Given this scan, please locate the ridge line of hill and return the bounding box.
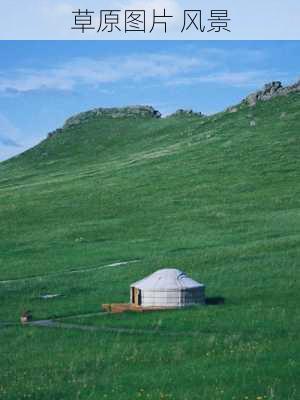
[46,78,300,140]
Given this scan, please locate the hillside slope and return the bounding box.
[0,90,299,400]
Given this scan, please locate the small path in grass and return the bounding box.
[0,312,106,328]
[0,259,140,285]
[55,312,107,321]
[28,318,200,337]
[0,321,18,328]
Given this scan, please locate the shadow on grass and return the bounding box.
[205,296,225,306]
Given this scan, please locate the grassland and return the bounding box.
[0,93,299,399]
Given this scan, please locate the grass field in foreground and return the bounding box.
[0,93,300,399]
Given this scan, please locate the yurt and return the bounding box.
[130,268,205,308]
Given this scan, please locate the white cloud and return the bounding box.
[169,70,288,88]
[0,114,21,146]
[0,52,214,93]
[0,113,25,161]
[0,113,44,162]
[0,47,274,94]
[0,136,20,147]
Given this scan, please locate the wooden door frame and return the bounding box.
[132,287,141,305]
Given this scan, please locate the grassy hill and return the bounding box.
[0,93,299,400]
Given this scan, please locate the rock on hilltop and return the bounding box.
[47,106,161,139]
[244,80,300,107]
[169,109,203,118]
[63,106,161,128]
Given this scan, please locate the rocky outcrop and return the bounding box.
[63,106,161,128]
[47,128,63,139]
[227,106,238,113]
[244,80,300,107]
[169,109,203,117]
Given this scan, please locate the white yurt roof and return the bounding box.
[131,268,204,291]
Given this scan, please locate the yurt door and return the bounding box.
[133,287,140,305]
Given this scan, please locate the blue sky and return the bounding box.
[0,40,300,161]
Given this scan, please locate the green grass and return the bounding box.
[0,93,300,399]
